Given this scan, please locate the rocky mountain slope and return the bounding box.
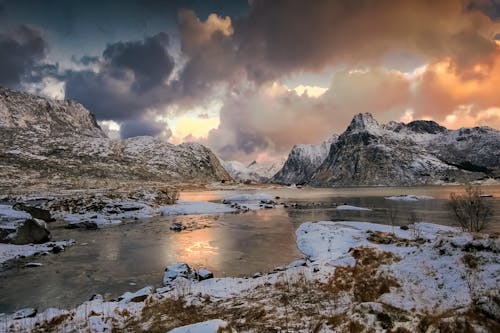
[271,135,337,185]
[311,113,500,186]
[221,158,285,183]
[0,87,231,190]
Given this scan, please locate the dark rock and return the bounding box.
[51,245,65,253]
[163,263,198,286]
[66,220,98,230]
[13,203,54,222]
[10,219,50,245]
[170,223,186,232]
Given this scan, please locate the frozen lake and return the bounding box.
[1,185,499,314]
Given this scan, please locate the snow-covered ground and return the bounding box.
[385,194,434,201]
[3,220,498,332]
[167,319,234,333]
[62,200,156,227]
[336,204,371,211]
[0,240,75,265]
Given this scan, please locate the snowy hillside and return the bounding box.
[271,135,337,185]
[0,87,231,189]
[221,158,285,183]
[312,113,500,186]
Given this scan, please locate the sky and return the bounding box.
[1,0,500,163]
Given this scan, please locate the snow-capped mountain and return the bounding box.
[0,87,231,189]
[270,135,337,185]
[310,113,500,186]
[221,158,285,183]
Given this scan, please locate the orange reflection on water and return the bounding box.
[179,191,223,202]
[163,225,222,270]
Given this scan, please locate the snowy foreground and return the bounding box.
[2,221,499,332]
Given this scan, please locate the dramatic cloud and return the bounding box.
[208,67,412,161]
[120,118,171,139]
[64,33,174,122]
[2,0,500,161]
[0,25,48,88]
[175,10,242,100]
[233,0,500,77]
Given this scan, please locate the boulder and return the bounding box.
[7,219,51,245]
[170,222,186,232]
[163,262,197,286]
[198,268,214,281]
[118,286,153,304]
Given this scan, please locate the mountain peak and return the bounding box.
[0,86,106,139]
[406,120,447,134]
[346,113,380,132]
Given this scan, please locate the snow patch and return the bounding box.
[167,319,233,333]
[385,195,434,201]
[336,205,371,211]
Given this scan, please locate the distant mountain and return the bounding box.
[0,87,231,190]
[272,113,500,186]
[221,158,285,183]
[313,113,500,185]
[271,135,337,185]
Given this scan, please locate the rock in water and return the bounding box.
[163,262,198,286]
[170,223,186,232]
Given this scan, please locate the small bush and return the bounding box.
[449,185,493,232]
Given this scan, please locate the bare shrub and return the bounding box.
[407,211,423,240]
[449,185,493,232]
[386,207,398,234]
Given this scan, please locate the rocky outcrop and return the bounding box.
[0,87,231,188]
[271,135,337,185]
[0,204,51,244]
[311,113,500,186]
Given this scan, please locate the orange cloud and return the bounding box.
[413,44,500,125]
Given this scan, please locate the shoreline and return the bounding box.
[2,220,498,332]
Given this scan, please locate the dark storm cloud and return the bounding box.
[119,118,169,138]
[64,33,175,121]
[102,32,173,92]
[231,0,499,76]
[0,25,48,88]
[71,55,99,65]
[469,0,500,20]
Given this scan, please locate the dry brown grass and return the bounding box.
[30,313,73,332]
[417,308,500,333]
[323,247,400,303]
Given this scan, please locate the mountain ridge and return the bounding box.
[0,87,231,191]
[273,113,499,186]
